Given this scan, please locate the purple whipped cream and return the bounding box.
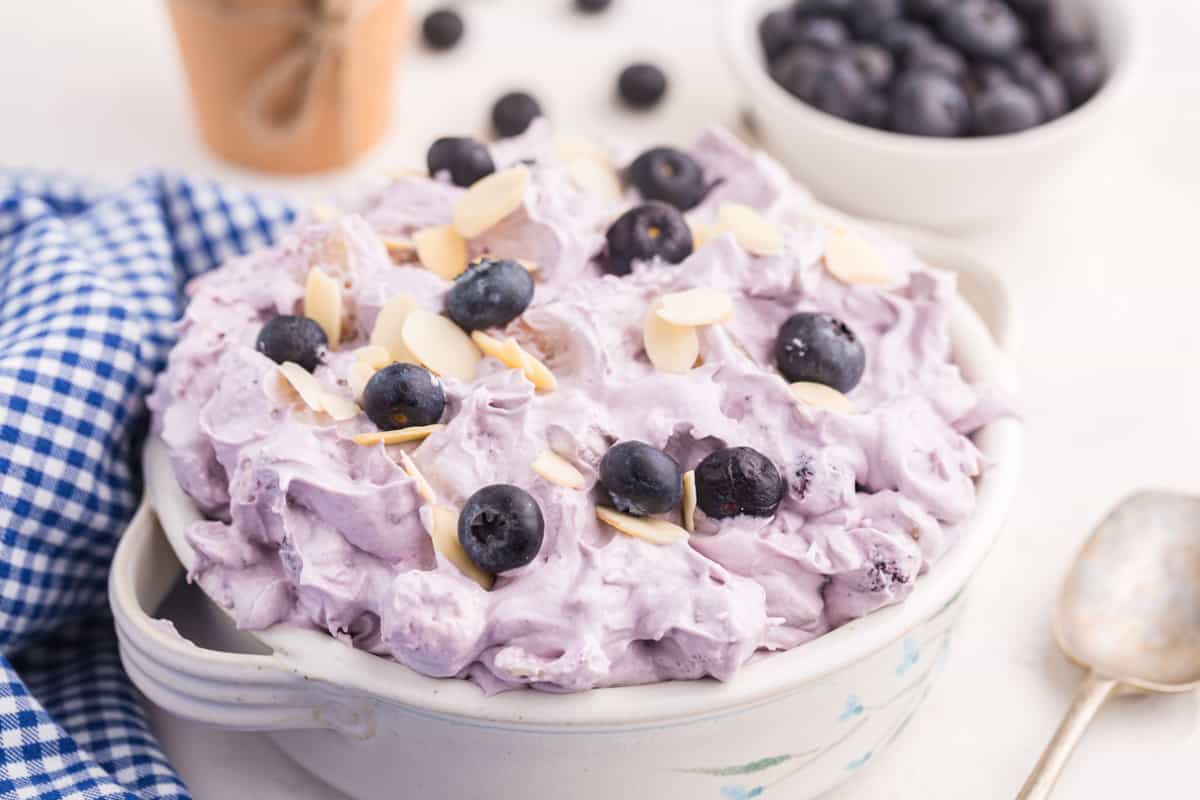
[148,123,1001,692]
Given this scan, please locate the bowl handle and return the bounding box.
[110,502,374,737]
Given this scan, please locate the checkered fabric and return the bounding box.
[0,171,294,799]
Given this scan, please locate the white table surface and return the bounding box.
[4,1,1199,797]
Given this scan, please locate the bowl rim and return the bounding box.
[134,232,1023,731]
[723,0,1140,159]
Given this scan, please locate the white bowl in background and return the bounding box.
[111,235,1021,800]
[724,0,1139,230]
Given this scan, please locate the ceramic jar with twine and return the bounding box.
[167,0,407,173]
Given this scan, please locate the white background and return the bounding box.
[2,1,1199,798]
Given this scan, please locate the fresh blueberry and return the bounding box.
[599,441,683,516]
[793,15,851,51]
[775,312,866,392]
[1055,48,1104,107]
[444,258,534,331]
[891,69,970,136]
[618,63,668,110]
[875,18,934,57]
[1035,3,1093,58]
[422,8,464,50]
[1009,0,1050,18]
[458,485,545,573]
[255,315,327,372]
[362,363,445,430]
[694,447,786,519]
[903,0,951,21]
[771,43,832,96]
[627,147,707,211]
[973,62,1014,92]
[602,202,693,276]
[491,91,543,138]
[780,48,870,121]
[849,0,903,40]
[760,9,804,61]
[796,0,854,17]
[1024,67,1069,119]
[575,0,612,12]
[972,82,1043,135]
[856,91,891,128]
[905,41,968,81]
[850,43,894,89]
[939,0,1025,60]
[427,137,495,187]
[1005,48,1045,86]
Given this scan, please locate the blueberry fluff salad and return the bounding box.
[149,122,1006,693]
[760,0,1106,136]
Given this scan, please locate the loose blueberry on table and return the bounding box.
[427,136,495,187]
[775,311,866,393]
[421,7,464,51]
[626,147,707,210]
[599,441,684,516]
[758,0,1105,137]
[694,447,786,519]
[361,362,446,430]
[255,315,327,372]
[459,484,546,573]
[574,0,612,12]
[601,202,694,276]
[444,258,535,331]
[491,91,543,138]
[617,62,668,110]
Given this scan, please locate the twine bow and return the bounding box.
[170,0,384,158]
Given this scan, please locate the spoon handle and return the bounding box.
[1016,671,1120,799]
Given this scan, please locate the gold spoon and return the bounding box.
[1017,490,1200,798]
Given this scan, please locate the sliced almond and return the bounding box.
[517,258,539,273]
[413,224,469,281]
[718,204,783,256]
[553,135,609,165]
[430,506,493,590]
[398,451,436,505]
[401,309,481,382]
[790,382,858,415]
[682,470,697,533]
[278,362,325,411]
[470,331,557,391]
[382,236,417,261]
[370,294,420,364]
[348,361,375,400]
[824,228,894,286]
[656,287,734,327]
[452,166,530,238]
[596,506,689,545]
[354,345,392,369]
[567,158,621,202]
[692,222,718,251]
[351,424,445,446]
[304,267,343,348]
[643,299,700,374]
[320,392,360,421]
[531,450,587,490]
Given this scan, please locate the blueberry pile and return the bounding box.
[759,0,1105,137]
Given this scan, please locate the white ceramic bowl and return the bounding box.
[111,231,1021,800]
[724,0,1139,230]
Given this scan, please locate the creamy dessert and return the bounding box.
[149,122,1001,693]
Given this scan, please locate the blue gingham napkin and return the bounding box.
[0,171,294,799]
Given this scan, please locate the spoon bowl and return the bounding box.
[1017,490,1200,799]
[1056,490,1200,691]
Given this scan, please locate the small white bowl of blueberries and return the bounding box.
[725,0,1137,229]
